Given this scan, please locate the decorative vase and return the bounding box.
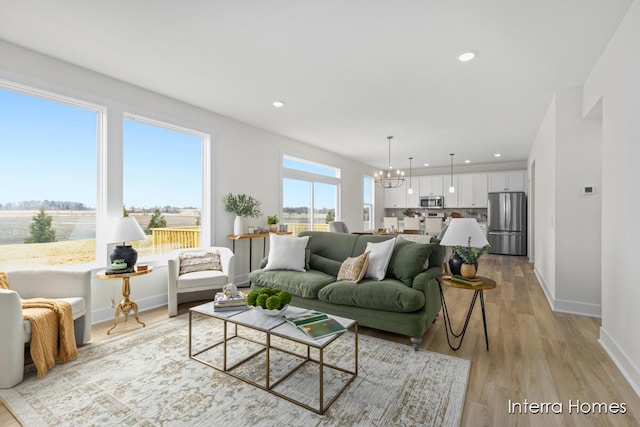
[448,252,464,276]
[233,216,245,235]
[460,263,477,279]
[269,224,278,232]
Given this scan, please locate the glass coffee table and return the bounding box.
[189,303,358,414]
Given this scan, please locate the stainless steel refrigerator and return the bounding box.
[487,191,527,255]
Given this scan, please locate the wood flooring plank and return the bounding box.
[2,254,639,426]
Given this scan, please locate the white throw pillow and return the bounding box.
[364,238,396,280]
[264,233,310,272]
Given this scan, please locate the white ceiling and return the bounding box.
[0,0,633,170]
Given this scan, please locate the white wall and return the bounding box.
[528,96,557,301]
[554,87,602,316]
[529,86,603,317]
[582,0,640,397]
[0,40,377,323]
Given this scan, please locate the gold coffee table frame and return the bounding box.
[189,303,358,414]
[96,267,153,334]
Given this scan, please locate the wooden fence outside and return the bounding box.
[151,223,331,253]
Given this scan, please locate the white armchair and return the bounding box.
[167,247,235,317]
[0,269,92,389]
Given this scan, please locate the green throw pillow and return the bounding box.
[386,238,434,286]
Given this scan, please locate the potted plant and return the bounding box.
[451,237,490,278]
[267,215,279,231]
[223,193,262,235]
[402,208,415,218]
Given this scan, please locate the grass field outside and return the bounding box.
[0,210,198,269]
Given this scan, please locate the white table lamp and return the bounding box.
[108,216,147,269]
[439,218,489,277]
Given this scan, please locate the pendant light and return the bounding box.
[374,136,405,188]
[448,153,455,193]
[407,157,414,194]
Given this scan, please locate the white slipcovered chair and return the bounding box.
[0,269,92,389]
[167,247,235,317]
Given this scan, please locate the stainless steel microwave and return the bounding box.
[420,195,444,209]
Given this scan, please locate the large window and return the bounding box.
[363,175,375,231]
[0,84,100,269]
[123,116,205,256]
[282,155,340,234]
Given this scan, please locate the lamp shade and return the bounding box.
[108,216,147,269]
[439,218,489,248]
[109,216,147,244]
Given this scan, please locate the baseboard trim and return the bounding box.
[599,326,640,399]
[532,266,601,317]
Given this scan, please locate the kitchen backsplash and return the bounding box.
[384,208,488,222]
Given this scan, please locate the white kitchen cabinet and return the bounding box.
[444,175,459,208]
[488,170,526,192]
[383,182,407,208]
[458,173,488,208]
[418,175,445,196]
[406,183,420,208]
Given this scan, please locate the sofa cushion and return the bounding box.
[177,270,229,289]
[386,238,435,286]
[337,251,370,283]
[249,269,335,298]
[22,297,86,344]
[364,238,396,280]
[299,231,358,262]
[264,234,310,272]
[317,279,426,313]
[308,253,344,277]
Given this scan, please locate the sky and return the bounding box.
[0,87,342,212]
[0,88,201,209]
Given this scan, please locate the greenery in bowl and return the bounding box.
[402,208,416,217]
[247,288,292,310]
[223,193,262,218]
[267,215,279,225]
[453,237,490,264]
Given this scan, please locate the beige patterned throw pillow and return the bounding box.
[179,251,222,275]
[337,251,371,283]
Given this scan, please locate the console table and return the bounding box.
[227,231,291,271]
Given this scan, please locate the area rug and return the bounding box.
[0,314,470,426]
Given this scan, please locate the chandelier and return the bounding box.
[374,136,405,188]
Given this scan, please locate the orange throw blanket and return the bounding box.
[21,298,78,378]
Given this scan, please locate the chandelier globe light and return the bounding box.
[374,136,405,189]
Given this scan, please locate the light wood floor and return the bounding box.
[2,254,639,426]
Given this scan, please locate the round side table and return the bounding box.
[436,274,496,351]
[97,267,153,334]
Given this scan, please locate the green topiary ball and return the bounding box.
[256,294,269,308]
[265,295,282,310]
[278,290,292,306]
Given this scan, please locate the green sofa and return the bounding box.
[249,231,444,350]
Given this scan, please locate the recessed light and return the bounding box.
[457,51,476,62]
[272,101,285,108]
[494,153,502,158]
[464,160,471,163]
[423,163,429,167]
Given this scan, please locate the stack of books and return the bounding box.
[283,310,346,339]
[450,275,483,286]
[213,292,247,312]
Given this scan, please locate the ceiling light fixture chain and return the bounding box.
[374,136,405,189]
[448,153,455,193]
[408,156,414,194]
